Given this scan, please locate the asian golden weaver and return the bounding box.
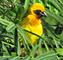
[19,3,47,44]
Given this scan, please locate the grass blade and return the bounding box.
[24,0,30,10]
[14,28,21,55]
[35,51,57,60]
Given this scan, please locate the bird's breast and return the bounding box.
[21,15,43,44]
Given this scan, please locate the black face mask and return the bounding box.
[33,10,47,18]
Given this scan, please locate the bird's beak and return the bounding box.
[40,11,47,17]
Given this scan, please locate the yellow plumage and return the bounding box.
[19,3,47,44]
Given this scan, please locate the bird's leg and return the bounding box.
[35,51,38,56]
[21,45,25,57]
[21,50,25,57]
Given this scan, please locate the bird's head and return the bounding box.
[28,3,47,19]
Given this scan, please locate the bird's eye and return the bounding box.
[38,10,41,12]
[33,10,42,15]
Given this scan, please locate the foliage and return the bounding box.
[0,0,63,60]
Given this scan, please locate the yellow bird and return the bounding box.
[19,3,47,44]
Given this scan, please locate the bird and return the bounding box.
[19,3,47,45]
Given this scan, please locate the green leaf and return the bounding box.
[0,34,13,39]
[44,0,48,6]
[6,23,16,32]
[20,0,25,4]
[44,57,59,60]
[38,34,45,55]
[45,8,63,25]
[14,28,21,55]
[54,39,60,49]
[39,0,44,5]
[22,55,29,60]
[30,45,38,57]
[41,18,60,40]
[3,52,11,56]
[59,0,63,5]
[8,54,20,60]
[23,28,45,41]
[0,0,3,3]
[17,24,34,48]
[2,43,9,52]
[0,41,2,52]
[13,0,19,3]
[8,11,16,17]
[35,51,57,60]
[33,0,38,3]
[43,28,48,36]
[17,24,31,54]
[24,0,30,10]
[2,41,14,47]
[44,40,50,52]
[54,26,62,35]
[0,18,12,25]
[38,36,43,54]
[17,4,26,19]
[0,53,20,60]
[49,0,63,13]
[0,56,10,60]
[57,48,63,56]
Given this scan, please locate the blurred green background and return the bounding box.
[0,0,63,60]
